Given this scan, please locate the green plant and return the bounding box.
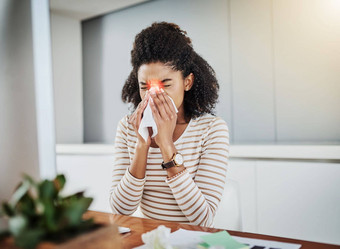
[0,174,94,249]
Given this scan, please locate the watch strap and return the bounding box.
[161,152,184,169]
[161,160,176,169]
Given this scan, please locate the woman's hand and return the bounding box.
[149,89,177,151]
[128,91,151,147]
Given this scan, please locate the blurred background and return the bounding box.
[1,0,340,245]
[52,0,340,145]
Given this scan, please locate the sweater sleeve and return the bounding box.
[165,117,229,227]
[109,117,146,215]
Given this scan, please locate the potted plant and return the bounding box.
[0,174,99,249]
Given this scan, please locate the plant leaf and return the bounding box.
[1,202,14,217]
[22,174,35,185]
[14,228,45,249]
[9,215,28,237]
[16,194,36,217]
[39,180,57,199]
[60,197,93,227]
[9,180,30,207]
[41,199,57,232]
[54,174,66,192]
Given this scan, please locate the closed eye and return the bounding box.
[139,82,147,90]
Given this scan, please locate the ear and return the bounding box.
[184,73,194,91]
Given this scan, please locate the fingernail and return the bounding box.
[160,88,164,93]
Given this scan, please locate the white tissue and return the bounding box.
[138,94,178,142]
[141,225,173,249]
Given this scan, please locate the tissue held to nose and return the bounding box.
[138,79,178,142]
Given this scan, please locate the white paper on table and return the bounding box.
[133,228,302,249]
[134,228,208,249]
[233,236,301,249]
[169,229,210,248]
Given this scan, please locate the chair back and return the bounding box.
[214,178,242,231]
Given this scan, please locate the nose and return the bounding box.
[147,79,163,91]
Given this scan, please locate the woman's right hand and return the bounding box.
[128,91,151,147]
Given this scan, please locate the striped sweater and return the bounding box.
[109,113,229,227]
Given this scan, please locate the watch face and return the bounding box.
[174,153,184,165]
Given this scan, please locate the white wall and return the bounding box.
[0,0,40,201]
[230,0,275,142]
[0,0,56,200]
[273,0,340,142]
[51,12,83,143]
[32,0,56,179]
[82,0,340,144]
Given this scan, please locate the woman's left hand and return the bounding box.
[149,89,177,150]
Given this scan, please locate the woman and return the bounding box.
[110,22,229,227]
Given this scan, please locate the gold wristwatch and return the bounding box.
[161,152,184,169]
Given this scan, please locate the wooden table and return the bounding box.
[84,211,339,249]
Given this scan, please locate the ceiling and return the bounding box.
[50,0,151,21]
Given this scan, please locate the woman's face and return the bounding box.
[137,62,193,110]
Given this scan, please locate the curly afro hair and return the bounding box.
[121,22,219,119]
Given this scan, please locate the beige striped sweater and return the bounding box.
[109,113,229,227]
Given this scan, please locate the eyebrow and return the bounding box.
[139,78,172,85]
